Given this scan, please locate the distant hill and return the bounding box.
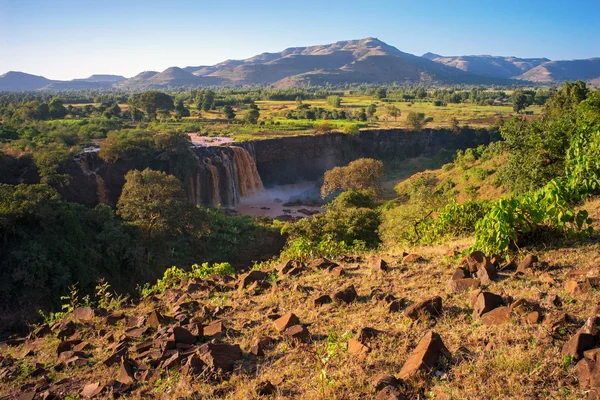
[516,58,600,82]
[2,38,600,90]
[423,54,549,79]
[0,71,53,91]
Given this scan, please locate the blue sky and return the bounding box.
[1,0,599,80]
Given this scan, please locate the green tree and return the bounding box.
[223,105,236,120]
[138,91,174,120]
[117,169,189,240]
[386,105,400,121]
[201,90,216,112]
[356,108,367,122]
[245,104,260,124]
[406,112,430,131]
[327,95,341,108]
[367,103,377,119]
[48,98,67,119]
[174,100,190,119]
[374,88,387,99]
[512,91,527,113]
[321,158,384,198]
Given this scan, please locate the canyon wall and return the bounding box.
[56,127,492,207]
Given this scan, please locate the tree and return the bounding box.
[314,121,333,134]
[327,95,341,108]
[512,91,527,113]
[321,158,384,198]
[386,105,400,121]
[356,108,367,122]
[374,88,387,100]
[48,98,67,119]
[174,100,190,119]
[342,124,360,135]
[201,90,216,112]
[138,91,174,119]
[295,96,303,107]
[406,112,430,131]
[223,105,236,121]
[367,103,377,119]
[245,104,260,124]
[117,169,189,240]
[103,103,121,119]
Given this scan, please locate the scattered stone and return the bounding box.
[73,307,94,323]
[329,266,346,276]
[172,327,196,345]
[447,278,480,293]
[405,296,442,320]
[238,270,267,289]
[481,306,512,325]
[543,311,569,334]
[575,358,600,389]
[104,311,125,326]
[308,258,338,270]
[251,336,274,357]
[314,294,332,306]
[472,292,504,319]
[283,325,310,341]
[58,350,88,367]
[562,332,595,360]
[375,385,406,400]
[274,312,300,332]
[146,310,165,328]
[516,254,538,274]
[374,258,389,271]
[372,374,398,391]
[203,320,225,337]
[117,358,135,385]
[57,339,82,356]
[499,260,517,271]
[199,342,243,373]
[81,382,102,398]
[356,327,383,343]
[451,268,468,280]
[387,299,402,313]
[332,285,358,304]
[124,327,147,339]
[256,380,277,396]
[348,338,370,356]
[477,262,497,285]
[566,280,592,296]
[278,260,304,277]
[403,254,422,263]
[460,251,488,274]
[398,331,450,380]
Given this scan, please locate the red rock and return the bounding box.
[314,294,332,306]
[526,311,541,324]
[447,278,480,293]
[472,292,503,319]
[251,336,274,356]
[203,320,225,337]
[403,254,422,263]
[477,262,497,285]
[374,258,389,271]
[117,358,135,385]
[274,312,300,331]
[256,380,276,396]
[283,325,310,341]
[481,306,511,325]
[516,254,538,273]
[356,327,383,343]
[451,268,468,280]
[199,342,242,372]
[398,331,449,379]
[562,332,595,360]
[460,251,488,273]
[543,311,569,333]
[566,280,592,296]
[238,270,267,289]
[308,258,338,270]
[387,299,402,313]
[575,358,600,389]
[146,310,164,328]
[348,338,370,356]
[332,284,358,304]
[372,374,398,391]
[56,339,82,355]
[375,386,406,400]
[124,327,148,338]
[73,307,94,322]
[104,311,125,325]
[172,326,196,345]
[405,296,442,320]
[329,266,346,276]
[81,382,102,398]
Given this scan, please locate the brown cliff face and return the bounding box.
[55,128,491,208]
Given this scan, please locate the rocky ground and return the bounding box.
[2,238,600,399]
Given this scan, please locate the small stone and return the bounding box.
[403,254,422,263]
[527,311,541,324]
[348,338,370,356]
[314,294,332,306]
[398,331,449,379]
[308,258,337,270]
[283,325,310,341]
[199,342,243,372]
[472,292,503,319]
[172,326,196,345]
[251,336,273,356]
[375,386,406,400]
[405,296,442,320]
[256,380,276,396]
[238,270,267,289]
[274,312,300,331]
[566,280,592,296]
[516,254,538,273]
[146,310,164,328]
[447,278,480,293]
[81,382,102,398]
[562,332,595,360]
[203,320,225,337]
[481,306,511,325]
[117,358,135,385]
[460,251,488,274]
[330,266,345,276]
[371,374,398,391]
[451,268,468,280]
[374,258,389,271]
[332,284,358,304]
[73,307,95,323]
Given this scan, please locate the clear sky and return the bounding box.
[1,0,599,80]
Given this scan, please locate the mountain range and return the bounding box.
[1,38,599,91]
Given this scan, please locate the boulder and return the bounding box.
[329,266,346,276]
[238,270,267,289]
[348,338,370,356]
[481,306,512,325]
[447,278,480,293]
[203,320,225,337]
[314,294,333,306]
[283,325,310,341]
[274,312,300,332]
[73,307,95,323]
[172,326,196,345]
[308,258,337,270]
[374,258,389,271]
[398,331,449,379]
[472,292,503,319]
[405,296,442,320]
[460,251,488,274]
[256,380,277,396]
[199,342,243,373]
[332,285,358,304]
[371,374,398,391]
[562,332,595,360]
[516,254,538,273]
[116,358,135,385]
[451,268,468,280]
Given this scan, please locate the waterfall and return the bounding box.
[74,151,110,205]
[190,145,263,208]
